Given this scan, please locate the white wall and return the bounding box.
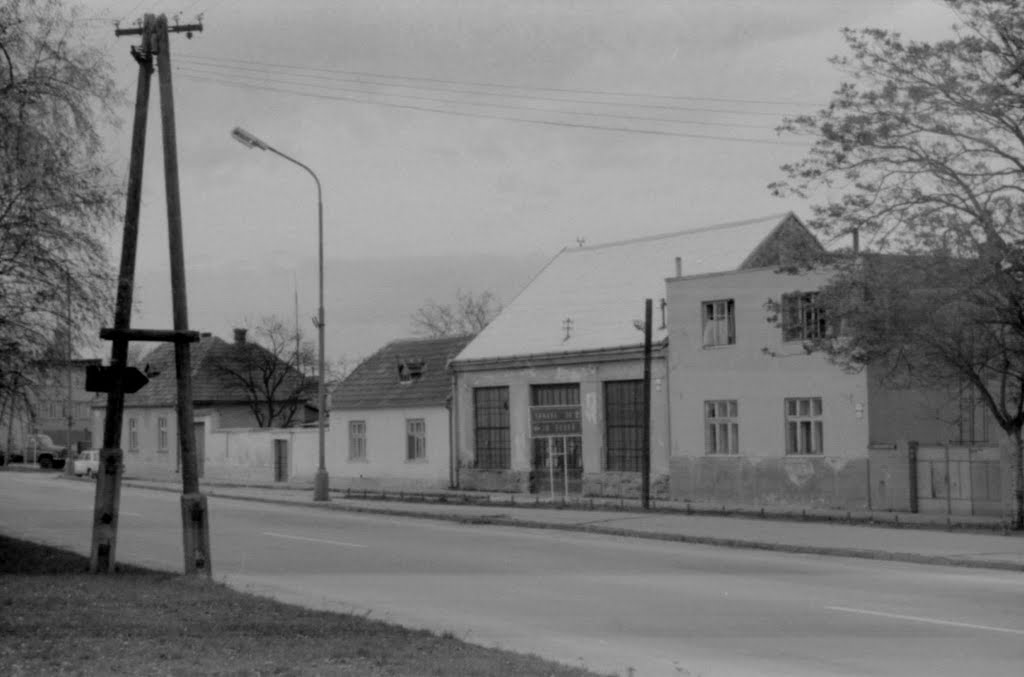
[667,266,870,460]
[328,406,451,491]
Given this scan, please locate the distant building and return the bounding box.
[30,358,101,453]
[91,329,316,481]
[450,213,819,498]
[329,335,474,491]
[666,252,1009,515]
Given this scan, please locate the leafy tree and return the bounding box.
[771,0,1024,528]
[410,289,502,338]
[211,317,316,428]
[0,0,122,428]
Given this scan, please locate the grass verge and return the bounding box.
[0,535,609,677]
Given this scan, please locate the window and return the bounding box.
[956,385,990,445]
[349,420,367,460]
[406,418,426,461]
[705,400,739,454]
[781,292,828,342]
[605,380,644,471]
[128,418,138,451]
[158,417,168,452]
[474,387,510,469]
[785,397,823,454]
[702,300,735,347]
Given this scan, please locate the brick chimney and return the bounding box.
[233,328,247,344]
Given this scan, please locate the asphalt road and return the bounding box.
[2,473,1022,677]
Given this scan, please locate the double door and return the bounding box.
[531,435,582,498]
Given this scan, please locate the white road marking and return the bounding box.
[262,531,367,548]
[826,606,1024,636]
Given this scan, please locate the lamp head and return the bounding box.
[231,127,269,151]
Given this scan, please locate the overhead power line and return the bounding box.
[175,54,812,118]
[175,64,778,130]
[177,71,810,146]
[177,52,826,109]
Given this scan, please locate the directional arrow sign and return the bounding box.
[85,365,150,394]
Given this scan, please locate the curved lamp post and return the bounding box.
[231,127,330,501]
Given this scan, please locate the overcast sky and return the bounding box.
[79,0,958,361]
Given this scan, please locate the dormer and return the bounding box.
[398,358,426,384]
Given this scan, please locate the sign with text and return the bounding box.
[530,405,582,436]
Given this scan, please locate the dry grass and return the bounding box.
[0,535,610,677]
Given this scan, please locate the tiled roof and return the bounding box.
[454,213,812,362]
[331,335,474,410]
[122,334,307,408]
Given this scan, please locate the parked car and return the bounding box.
[74,450,100,478]
[28,434,68,469]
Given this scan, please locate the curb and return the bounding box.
[127,482,1024,574]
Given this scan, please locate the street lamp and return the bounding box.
[231,126,330,501]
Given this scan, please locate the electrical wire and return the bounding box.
[175,54,811,119]
[177,71,809,146]
[178,52,826,109]
[176,64,779,131]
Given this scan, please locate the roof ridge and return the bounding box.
[567,212,792,253]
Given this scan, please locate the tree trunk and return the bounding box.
[1013,428,1024,531]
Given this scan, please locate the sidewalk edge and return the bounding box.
[128,482,1024,573]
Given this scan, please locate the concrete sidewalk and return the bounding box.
[120,478,1024,572]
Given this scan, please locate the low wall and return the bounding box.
[583,471,670,499]
[669,455,869,510]
[457,468,530,493]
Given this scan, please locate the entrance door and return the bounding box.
[530,435,582,498]
[273,439,289,482]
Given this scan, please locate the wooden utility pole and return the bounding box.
[641,299,652,511]
[93,13,208,576]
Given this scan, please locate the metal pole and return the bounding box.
[64,271,74,476]
[314,186,329,501]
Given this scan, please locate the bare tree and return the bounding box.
[771,0,1024,528]
[0,0,122,426]
[410,289,502,338]
[211,317,315,428]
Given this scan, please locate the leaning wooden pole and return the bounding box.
[91,15,155,574]
[154,14,211,577]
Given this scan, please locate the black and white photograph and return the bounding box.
[1,1,1023,675]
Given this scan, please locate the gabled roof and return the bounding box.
[121,333,308,408]
[332,335,474,410]
[454,213,819,363]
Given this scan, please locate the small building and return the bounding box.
[666,253,1011,515]
[450,213,817,498]
[91,329,317,482]
[328,335,473,492]
[30,357,101,453]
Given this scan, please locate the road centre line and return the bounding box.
[826,606,1024,635]
[262,531,368,548]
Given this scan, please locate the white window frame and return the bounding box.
[785,397,823,455]
[406,418,426,461]
[349,420,367,461]
[704,400,739,454]
[782,292,828,342]
[702,300,735,347]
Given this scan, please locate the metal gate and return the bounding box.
[530,435,582,498]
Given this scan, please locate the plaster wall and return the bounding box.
[327,406,451,491]
[453,357,670,495]
[666,267,870,509]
